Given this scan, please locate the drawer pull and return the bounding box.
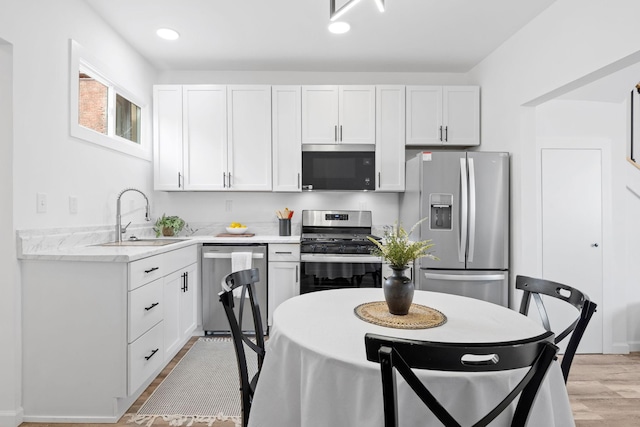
[144,302,160,311]
[275,251,293,255]
[145,348,159,361]
[144,267,159,274]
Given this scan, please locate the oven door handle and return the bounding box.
[203,253,265,259]
[300,254,382,263]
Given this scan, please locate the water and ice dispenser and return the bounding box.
[429,194,453,230]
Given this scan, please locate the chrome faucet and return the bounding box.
[116,188,151,242]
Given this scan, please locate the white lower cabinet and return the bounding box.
[21,245,198,422]
[267,243,300,326]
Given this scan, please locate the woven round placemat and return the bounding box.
[354,301,447,329]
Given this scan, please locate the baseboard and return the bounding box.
[21,414,118,424]
[626,341,640,353]
[0,406,24,427]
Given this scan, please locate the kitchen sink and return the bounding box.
[97,239,187,247]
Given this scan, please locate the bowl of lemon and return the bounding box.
[226,222,249,234]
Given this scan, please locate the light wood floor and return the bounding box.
[20,338,640,427]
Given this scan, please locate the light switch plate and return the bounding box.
[36,193,47,213]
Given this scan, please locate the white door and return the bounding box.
[443,86,480,146]
[541,148,603,353]
[153,85,183,190]
[339,85,376,144]
[227,85,272,191]
[405,86,442,146]
[182,85,227,191]
[301,85,339,144]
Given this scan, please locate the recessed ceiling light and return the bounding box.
[156,28,180,41]
[328,21,351,34]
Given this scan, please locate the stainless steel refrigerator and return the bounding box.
[400,151,510,306]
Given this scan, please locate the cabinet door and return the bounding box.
[153,85,183,190]
[183,85,227,190]
[267,262,299,326]
[406,86,443,146]
[272,86,302,192]
[339,85,376,144]
[227,85,272,191]
[301,85,339,144]
[442,86,480,146]
[163,269,181,359]
[376,86,405,192]
[179,263,198,339]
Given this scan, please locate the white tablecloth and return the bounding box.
[248,289,575,427]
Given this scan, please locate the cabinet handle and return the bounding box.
[144,348,159,361]
[378,172,381,188]
[144,267,159,274]
[340,125,343,141]
[181,272,188,292]
[223,172,226,188]
[297,173,300,189]
[334,125,337,142]
[275,251,293,254]
[228,172,232,188]
[295,265,299,282]
[178,172,182,188]
[444,126,448,142]
[144,302,159,311]
[439,126,443,142]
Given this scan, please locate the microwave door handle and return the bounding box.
[459,157,468,264]
[467,158,476,263]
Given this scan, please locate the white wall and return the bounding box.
[469,0,640,352]
[0,1,157,425]
[2,0,157,232]
[0,38,20,427]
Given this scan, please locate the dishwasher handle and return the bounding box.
[203,252,265,259]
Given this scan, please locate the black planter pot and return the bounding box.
[383,267,414,315]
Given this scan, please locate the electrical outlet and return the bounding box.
[69,196,78,214]
[225,200,233,212]
[36,193,47,213]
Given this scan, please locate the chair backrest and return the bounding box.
[365,331,558,427]
[516,275,597,382]
[219,268,266,427]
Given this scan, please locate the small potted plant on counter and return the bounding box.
[154,214,186,237]
[368,218,437,315]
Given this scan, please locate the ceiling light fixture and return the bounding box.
[329,0,362,21]
[328,21,351,34]
[156,28,180,41]
[374,0,385,13]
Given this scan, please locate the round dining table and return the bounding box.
[247,288,575,427]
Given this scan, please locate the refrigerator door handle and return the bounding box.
[423,272,507,281]
[467,157,476,262]
[459,157,468,263]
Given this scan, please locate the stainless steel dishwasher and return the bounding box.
[201,244,268,335]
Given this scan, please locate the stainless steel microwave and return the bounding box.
[302,145,375,191]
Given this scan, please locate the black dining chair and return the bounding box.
[219,268,266,427]
[516,275,598,382]
[365,331,558,427]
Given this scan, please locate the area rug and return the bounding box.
[129,337,256,427]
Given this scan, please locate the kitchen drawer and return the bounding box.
[268,243,300,262]
[128,278,164,343]
[164,245,198,274]
[128,321,164,395]
[129,253,166,290]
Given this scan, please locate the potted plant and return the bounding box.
[368,219,437,315]
[154,214,186,237]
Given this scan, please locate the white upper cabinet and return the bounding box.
[153,85,183,191]
[153,85,272,191]
[302,85,375,145]
[183,85,227,191]
[272,86,302,192]
[375,86,405,192]
[227,85,272,191]
[406,86,479,146]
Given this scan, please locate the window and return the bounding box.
[70,40,150,160]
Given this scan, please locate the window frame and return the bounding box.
[69,40,151,161]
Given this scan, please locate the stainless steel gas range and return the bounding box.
[299,210,382,294]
